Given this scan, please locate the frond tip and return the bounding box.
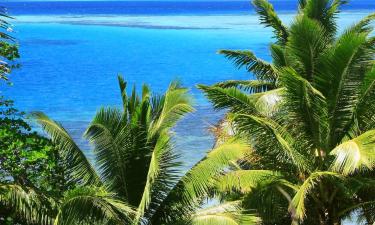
[330,130,375,175]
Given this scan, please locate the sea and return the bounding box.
[0,3,374,222]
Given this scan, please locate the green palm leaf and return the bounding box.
[149,81,194,137]
[135,132,180,223]
[280,67,328,150]
[330,130,375,175]
[197,85,258,115]
[215,170,283,194]
[347,12,375,34]
[289,171,343,221]
[214,80,276,93]
[0,184,56,225]
[32,112,101,186]
[252,0,288,44]
[217,50,277,82]
[287,15,330,81]
[321,29,372,147]
[54,187,135,225]
[84,107,130,198]
[192,201,260,225]
[302,0,347,37]
[233,114,311,172]
[150,139,250,224]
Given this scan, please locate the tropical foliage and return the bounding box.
[0,97,67,225]
[1,76,259,225]
[0,7,19,82]
[199,0,375,224]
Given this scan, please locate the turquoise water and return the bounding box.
[1,2,374,171]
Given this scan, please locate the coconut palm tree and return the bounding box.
[1,76,259,225]
[216,0,349,94]
[199,1,375,224]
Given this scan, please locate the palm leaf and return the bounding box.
[191,201,260,225]
[197,85,258,115]
[347,12,375,34]
[302,0,347,36]
[280,67,328,151]
[32,112,101,186]
[135,132,180,223]
[149,81,194,137]
[250,88,283,116]
[289,171,343,221]
[287,15,330,81]
[0,184,56,225]
[252,0,288,44]
[214,80,276,93]
[330,130,375,175]
[149,139,250,224]
[54,187,135,225]
[321,30,373,147]
[218,50,277,82]
[233,114,311,173]
[84,107,130,198]
[215,170,283,194]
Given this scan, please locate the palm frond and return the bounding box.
[149,139,250,224]
[280,67,328,150]
[0,184,56,225]
[117,75,128,114]
[252,0,288,44]
[356,66,375,131]
[330,130,375,175]
[192,201,260,225]
[149,81,194,137]
[321,29,373,147]
[214,80,276,93]
[197,85,258,115]
[55,187,135,225]
[180,139,250,205]
[302,0,347,36]
[84,107,130,197]
[218,50,277,81]
[32,112,101,186]
[233,114,311,173]
[215,170,283,194]
[270,44,287,68]
[289,171,343,221]
[250,88,283,116]
[135,132,180,223]
[287,15,330,81]
[347,12,375,34]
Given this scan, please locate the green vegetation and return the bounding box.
[1,76,260,224]
[1,0,375,225]
[0,7,19,82]
[199,0,375,224]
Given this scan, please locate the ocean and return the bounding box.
[1,1,374,175]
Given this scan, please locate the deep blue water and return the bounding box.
[3,1,375,16]
[1,1,374,174]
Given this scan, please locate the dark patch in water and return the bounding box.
[63,21,228,30]
[23,39,84,46]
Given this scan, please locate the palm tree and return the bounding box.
[1,76,259,225]
[199,0,375,224]
[216,0,348,94]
